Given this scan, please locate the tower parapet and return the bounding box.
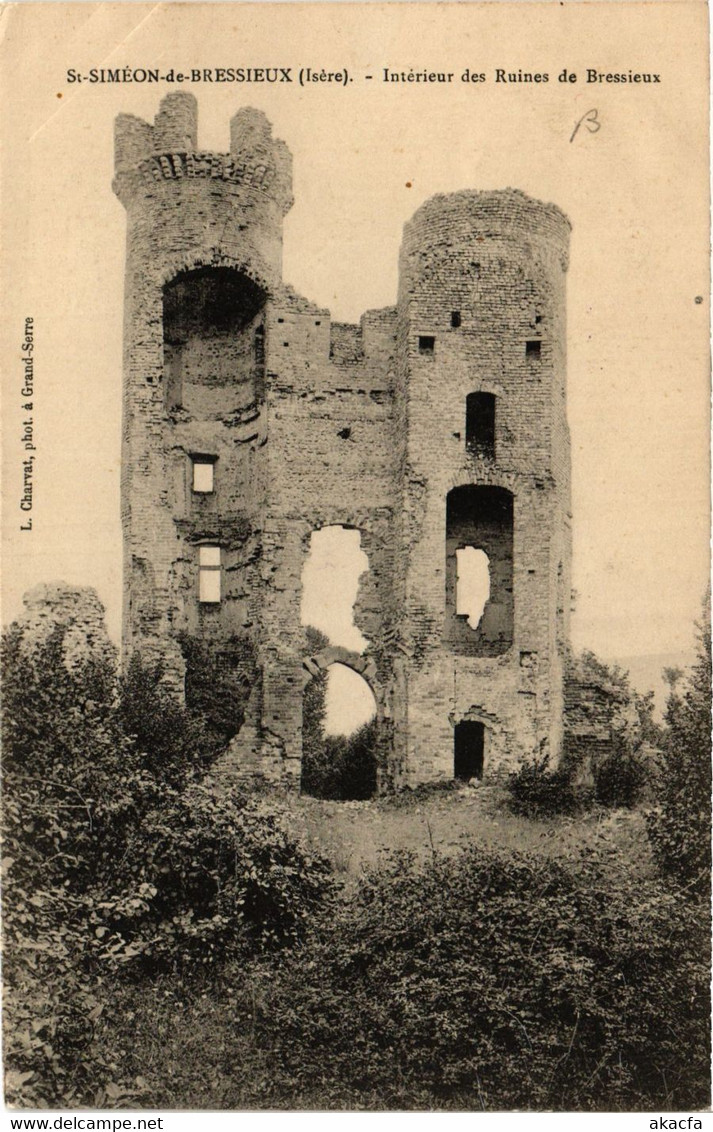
[113,94,292,283]
[400,189,570,274]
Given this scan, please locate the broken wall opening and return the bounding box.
[163,266,266,416]
[301,662,377,800]
[445,485,513,656]
[455,546,490,630]
[300,526,369,653]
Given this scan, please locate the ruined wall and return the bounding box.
[13,583,116,671]
[116,95,572,789]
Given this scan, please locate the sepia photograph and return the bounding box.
[1,1,710,1115]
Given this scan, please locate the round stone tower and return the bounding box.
[113,93,292,690]
[393,189,572,780]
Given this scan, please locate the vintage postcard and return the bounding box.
[1,1,709,1117]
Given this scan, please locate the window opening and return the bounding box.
[445,485,513,656]
[199,545,221,603]
[191,456,216,493]
[465,392,496,459]
[162,267,266,418]
[451,311,461,328]
[301,526,369,653]
[418,335,435,355]
[454,721,484,780]
[526,340,541,359]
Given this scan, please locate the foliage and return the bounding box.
[177,631,258,752]
[646,595,712,896]
[507,753,591,817]
[302,720,378,801]
[568,649,664,751]
[251,845,710,1111]
[593,739,648,809]
[556,648,662,811]
[300,627,330,796]
[301,625,378,800]
[96,785,335,977]
[1,620,333,1107]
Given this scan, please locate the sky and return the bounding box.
[2,2,709,681]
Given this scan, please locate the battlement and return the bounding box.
[113,94,293,214]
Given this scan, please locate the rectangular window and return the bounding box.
[192,459,215,493]
[199,545,221,603]
[418,335,435,356]
[191,454,217,493]
[526,339,541,359]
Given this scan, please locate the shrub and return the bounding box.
[253,845,710,1111]
[646,596,711,897]
[507,753,590,817]
[177,631,258,751]
[593,742,647,808]
[117,651,219,784]
[1,617,335,1106]
[302,719,378,801]
[93,784,335,976]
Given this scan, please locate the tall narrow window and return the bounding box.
[465,392,496,459]
[191,456,216,493]
[199,545,221,603]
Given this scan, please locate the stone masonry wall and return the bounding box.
[115,95,572,789]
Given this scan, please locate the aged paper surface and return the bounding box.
[0,0,710,1116]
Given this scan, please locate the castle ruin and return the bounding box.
[114,92,572,790]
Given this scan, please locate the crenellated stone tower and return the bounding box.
[114,93,572,789]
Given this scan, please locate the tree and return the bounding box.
[300,627,378,800]
[647,593,711,897]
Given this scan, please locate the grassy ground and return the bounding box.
[92,786,657,1110]
[277,781,655,883]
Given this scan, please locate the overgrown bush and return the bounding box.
[302,719,378,801]
[646,596,711,897]
[96,785,335,976]
[593,742,648,808]
[177,631,258,751]
[1,619,334,1107]
[507,753,591,817]
[252,845,710,1110]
